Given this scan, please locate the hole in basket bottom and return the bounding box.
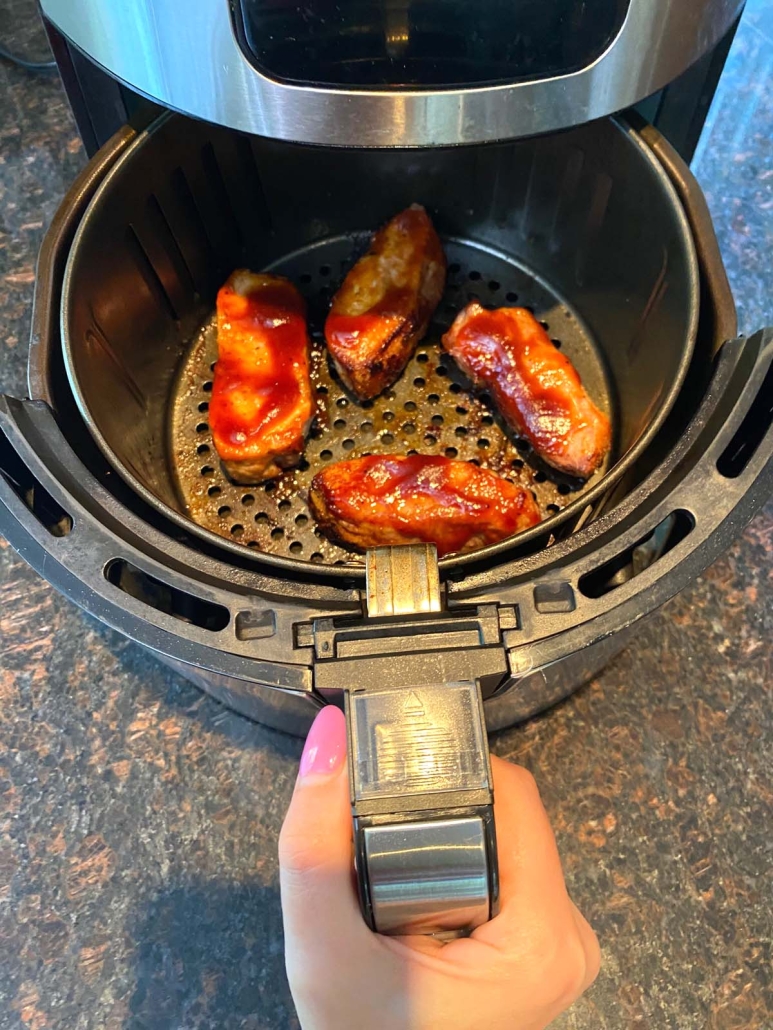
[105,559,229,631]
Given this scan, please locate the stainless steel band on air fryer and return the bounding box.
[39,0,744,147]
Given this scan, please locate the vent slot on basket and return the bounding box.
[104,559,230,631]
[0,429,73,537]
[236,136,272,233]
[579,509,694,599]
[200,142,244,253]
[170,166,220,278]
[145,193,198,299]
[125,225,179,323]
[717,359,773,479]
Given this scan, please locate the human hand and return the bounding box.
[279,705,600,1030]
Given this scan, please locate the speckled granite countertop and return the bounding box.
[0,1,771,1028]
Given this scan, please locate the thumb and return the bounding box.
[279,706,367,974]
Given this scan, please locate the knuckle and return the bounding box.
[524,921,589,1006]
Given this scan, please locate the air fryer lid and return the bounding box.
[40,0,744,146]
[61,113,699,575]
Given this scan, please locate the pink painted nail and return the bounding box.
[299,706,347,780]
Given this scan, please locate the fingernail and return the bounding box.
[299,706,346,780]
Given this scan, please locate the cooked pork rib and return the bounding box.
[210,271,314,484]
[309,454,541,558]
[325,205,446,401]
[442,303,611,479]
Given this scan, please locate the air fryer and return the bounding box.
[0,0,770,935]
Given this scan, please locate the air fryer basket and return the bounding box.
[61,114,699,573]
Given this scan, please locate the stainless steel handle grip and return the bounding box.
[362,817,491,935]
[346,678,498,936]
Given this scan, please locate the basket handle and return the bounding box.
[343,545,499,936]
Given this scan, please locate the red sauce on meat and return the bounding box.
[210,277,311,461]
[312,454,541,557]
[442,304,611,478]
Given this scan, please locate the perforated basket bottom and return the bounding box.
[169,235,614,566]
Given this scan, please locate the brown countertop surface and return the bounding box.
[0,0,771,1026]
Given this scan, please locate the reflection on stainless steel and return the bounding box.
[40,0,743,146]
[157,655,321,735]
[364,818,489,935]
[485,622,644,731]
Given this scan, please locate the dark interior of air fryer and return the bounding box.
[61,114,699,574]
